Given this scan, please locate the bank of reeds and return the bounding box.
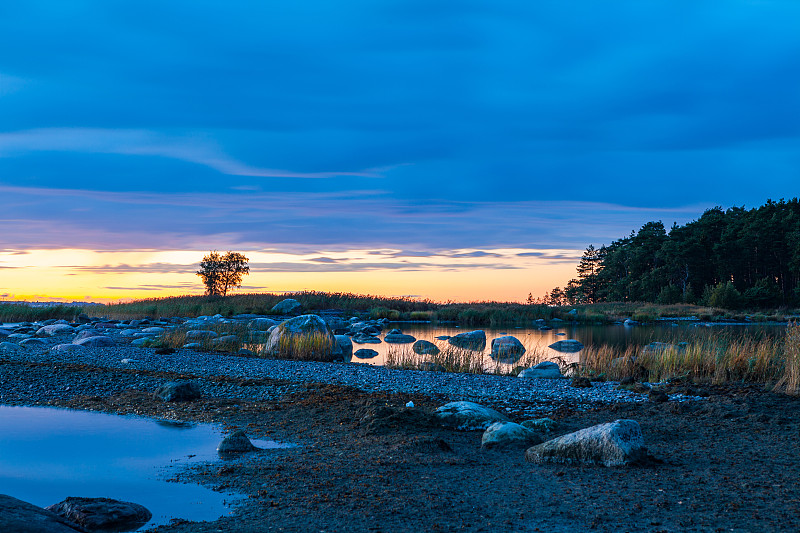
[384,344,549,376]
[0,304,83,323]
[579,323,800,394]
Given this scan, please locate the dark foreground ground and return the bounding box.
[4,359,800,533]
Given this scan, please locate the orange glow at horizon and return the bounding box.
[0,248,580,304]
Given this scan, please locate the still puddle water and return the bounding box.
[0,406,241,530]
[347,322,787,369]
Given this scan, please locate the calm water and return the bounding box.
[0,406,241,530]
[348,322,788,369]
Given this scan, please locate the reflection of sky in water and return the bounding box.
[344,323,787,369]
[0,406,240,529]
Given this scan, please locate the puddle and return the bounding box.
[0,406,252,530]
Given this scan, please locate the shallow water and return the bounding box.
[348,322,788,369]
[0,406,242,530]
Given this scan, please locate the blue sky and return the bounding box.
[1,1,799,300]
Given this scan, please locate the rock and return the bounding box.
[482,421,543,449]
[525,419,647,467]
[519,361,562,379]
[155,381,201,402]
[50,344,87,354]
[19,338,47,347]
[649,388,669,403]
[324,317,349,334]
[548,339,584,352]
[186,330,218,340]
[624,318,640,326]
[0,328,10,337]
[217,429,258,454]
[46,497,151,532]
[387,328,402,335]
[335,335,353,357]
[490,336,525,362]
[73,329,103,341]
[352,333,382,344]
[567,309,578,315]
[249,318,278,330]
[0,494,83,533]
[270,298,302,314]
[538,325,553,330]
[182,342,203,350]
[434,401,510,430]
[435,335,451,340]
[265,314,341,361]
[130,337,154,347]
[412,339,440,355]
[141,327,166,334]
[521,417,557,433]
[73,336,115,348]
[570,376,592,388]
[36,324,74,336]
[447,330,486,351]
[353,348,379,359]
[0,341,20,352]
[384,332,416,344]
[211,335,240,345]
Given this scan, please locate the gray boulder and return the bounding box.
[353,348,379,359]
[265,314,341,361]
[155,381,201,402]
[0,494,83,533]
[434,401,510,430]
[182,342,203,350]
[141,327,166,334]
[518,361,563,379]
[412,339,440,355]
[73,336,115,348]
[384,332,416,344]
[481,421,543,449]
[249,318,278,330]
[447,330,486,351]
[490,336,525,362]
[218,429,258,454]
[73,329,103,341]
[548,339,584,352]
[352,333,381,344]
[211,335,239,345]
[19,338,47,347]
[525,419,647,467]
[50,344,87,354]
[335,335,353,358]
[270,298,302,314]
[46,497,151,532]
[624,318,640,326]
[36,324,74,336]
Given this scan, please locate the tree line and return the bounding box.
[542,198,800,309]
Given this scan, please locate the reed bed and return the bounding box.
[384,343,551,376]
[0,304,83,323]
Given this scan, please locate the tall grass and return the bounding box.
[775,321,800,394]
[0,304,83,323]
[384,344,550,376]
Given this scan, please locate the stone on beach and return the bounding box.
[335,335,353,358]
[447,330,486,351]
[19,338,47,347]
[50,344,87,354]
[218,429,258,454]
[265,314,342,361]
[270,298,302,314]
[46,496,152,532]
[518,361,563,379]
[73,336,116,348]
[36,324,74,336]
[434,401,510,430]
[0,494,83,533]
[490,335,525,361]
[0,341,20,352]
[186,330,218,340]
[525,419,647,467]
[155,381,201,402]
[481,421,543,449]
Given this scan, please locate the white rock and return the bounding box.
[525,419,646,467]
[434,401,510,430]
[519,361,563,379]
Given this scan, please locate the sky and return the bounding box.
[1,1,799,303]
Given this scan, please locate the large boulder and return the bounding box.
[490,336,525,362]
[413,339,440,355]
[73,336,115,348]
[525,419,647,467]
[481,421,543,449]
[36,324,74,336]
[434,401,510,430]
[548,339,584,353]
[155,381,201,402]
[19,338,47,347]
[265,314,341,361]
[73,329,104,342]
[249,317,279,330]
[447,330,486,351]
[384,332,416,344]
[518,361,563,379]
[0,494,83,533]
[271,298,302,314]
[46,497,151,532]
[352,333,381,344]
[335,335,353,358]
[218,430,258,454]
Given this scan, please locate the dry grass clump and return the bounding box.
[775,321,800,394]
[385,343,551,376]
[273,331,337,361]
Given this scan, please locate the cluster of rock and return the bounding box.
[432,400,649,466]
[0,494,151,533]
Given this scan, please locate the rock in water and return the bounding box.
[218,430,258,454]
[384,332,416,344]
[434,401,510,430]
[490,336,525,362]
[525,419,647,467]
[412,339,440,355]
[155,381,201,402]
[46,497,152,532]
[335,335,353,358]
[548,339,584,352]
[447,330,486,351]
[481,421,543,449]
[0,494,83,533]
[518,361,563,379]
[353,348,379,359]
[270,298,302,314]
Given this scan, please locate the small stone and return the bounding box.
[218,429,258,454]
[155,381,201,402]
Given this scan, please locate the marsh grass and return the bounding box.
[384,342,551,376]
[0,304,82,323]
[775,321,800,394]
[274,331,338,361]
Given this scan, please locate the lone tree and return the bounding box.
[196,251,250,296]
